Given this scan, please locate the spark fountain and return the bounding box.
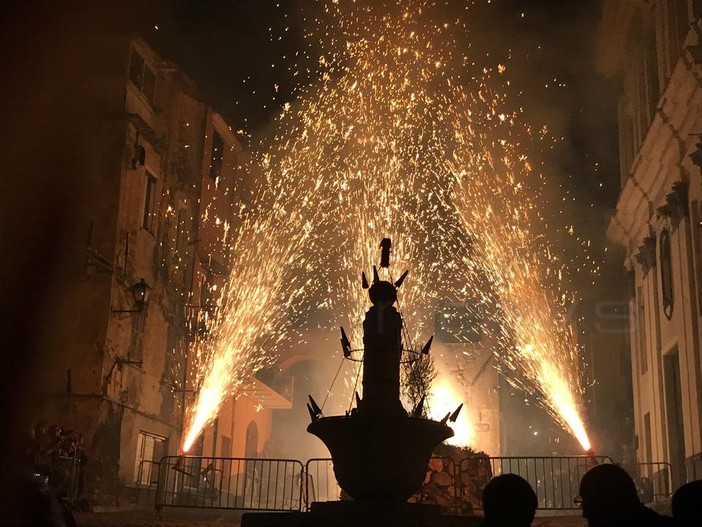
[304,0,593,452]
[182,0,592,458]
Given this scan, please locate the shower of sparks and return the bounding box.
[181,102,337,452]
[183,0,593,452]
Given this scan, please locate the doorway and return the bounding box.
[663,347,686,487]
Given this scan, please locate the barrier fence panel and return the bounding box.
[155,455,674,514]
[49,454,83,502]
[633,462,673,501]
[156,456,304,511]
[304,458,341,507]
[459,456,612,512]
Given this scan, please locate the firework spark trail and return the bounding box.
[184,0,592,451]
[182,80,356,452]
[443,83,592,450]
[301,1,591,449]
[300,4,473,347]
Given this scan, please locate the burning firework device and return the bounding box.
[172,455,194,477]
[585,449,599,466]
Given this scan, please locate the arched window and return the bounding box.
[245,421,259,458]
[660,229,674,319]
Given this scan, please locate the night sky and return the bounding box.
[0,0,628,480]
[1,0,621,211]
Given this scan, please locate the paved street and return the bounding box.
[75,510,586,527]
[75,510,245,527]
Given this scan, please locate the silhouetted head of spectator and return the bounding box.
[33,420,48,438]
[482,473,538,527]
[672,480,702,527]
[579,464,640,526]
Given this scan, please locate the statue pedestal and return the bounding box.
[307,415,453,501]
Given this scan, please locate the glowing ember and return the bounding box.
[182,0,592,453]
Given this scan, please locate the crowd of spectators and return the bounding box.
[26,420,88,499]
[480,464,701,527]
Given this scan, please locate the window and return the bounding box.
[128,48,156,105]
[692,202,702,310]
[637,286,648,375]
[643,26,659,119]
[666,1,690,73]
[660,230,673,319]
[673,1,690,51]
[163,323,186,388]
[209,131,224,180]
[644,412,652,464]
[142,172,157,234]
[133,431,167,486]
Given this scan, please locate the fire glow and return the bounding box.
[181,0,592,453]
[429,379,474,448]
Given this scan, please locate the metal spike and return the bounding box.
[412,395,426,417]
[340,327,351,358]
[361,272,369,289]
[394,270,409,288]
[306,403,318,423]
[372,265,380,284]
[440,412,451,425]
[449,403,463,423]
[308,395,322,416]
[421,336,433,355]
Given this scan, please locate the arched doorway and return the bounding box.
[245,421,259,458]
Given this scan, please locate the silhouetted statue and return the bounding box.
[672,480,702,527]
[358,276,405,416]
[480,474,537,527]
[578,464,676,527]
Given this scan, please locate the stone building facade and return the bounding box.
[605,1,702,489]
[26,35,290,504]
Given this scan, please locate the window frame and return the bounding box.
[128,48,157,106]
[142,171,158,235]
[660,229,674,320]
[133,431,168,486]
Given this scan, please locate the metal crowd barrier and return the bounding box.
[632,461,673,502]
[155,456,304,511]
[304,455,612,512]
[50,454,83,502]
[153,454,634,513]
[304,458,339,505]
[460,456,612,511]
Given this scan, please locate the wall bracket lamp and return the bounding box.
[112,278,151,313]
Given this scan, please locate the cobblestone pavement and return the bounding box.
[75,510,586,527]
